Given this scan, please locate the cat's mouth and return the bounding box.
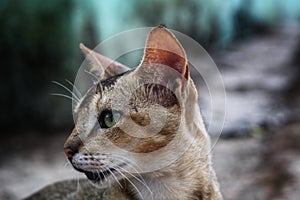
[84,169,115,183]
[73,166,123,184]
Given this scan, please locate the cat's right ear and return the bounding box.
[137,26,189,81]
[80,43,130,80]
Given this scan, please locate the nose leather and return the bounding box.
[64,136,83,161]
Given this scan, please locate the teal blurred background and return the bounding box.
[1,0,300,131]
[1,1,300,200]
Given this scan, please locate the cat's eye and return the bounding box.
[98,110,121,128]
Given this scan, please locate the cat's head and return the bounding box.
[64,26,198,188]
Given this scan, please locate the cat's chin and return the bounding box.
[83,169,121,188]
[87,178,110,189]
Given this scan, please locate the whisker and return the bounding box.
[52,81,80,102]
[102,170,108,184]
[112,155,144,176]
[50,93,79,103]
[96,171,104,186]
[65,79,82,98]
[115,165,153,196]
[62,160,71,168]
[111,156,152,196]
[112,155,145,174]
[81,146,109,187]
[107,167,123,189]
[100,166,112,188]
[113,166,144,200]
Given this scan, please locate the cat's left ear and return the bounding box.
[80,43,130,80]
[138,26,189,80]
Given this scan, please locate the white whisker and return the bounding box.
[101,170,108,184]
[112,156,144,177]
[52,81,80,102]
[50,93,79,103]
[107,167,123,189]
[111,156,153,197]
[116,165,152,196]
[113,166,144,200]
[62,160,70,167]
[112,155,144,175]
[102,167,112,188]
[65,79,82,98]
[96,171,104,186]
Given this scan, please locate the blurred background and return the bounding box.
[0,0,300,199]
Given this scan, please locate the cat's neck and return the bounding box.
[124,140,220,200]
[122,103,221,200]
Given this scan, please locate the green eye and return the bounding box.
[98,110,121,128]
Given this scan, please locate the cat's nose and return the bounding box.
[64,146,77,160]
[64,137,82,161]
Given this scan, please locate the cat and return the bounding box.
[64,25,222,200]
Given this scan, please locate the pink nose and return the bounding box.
[64,147,76,160]
[64,134,83,160]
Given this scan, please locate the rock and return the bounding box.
[24,179,129,200]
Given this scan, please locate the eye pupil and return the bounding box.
[98,110,121,128]
[105,112,113,123]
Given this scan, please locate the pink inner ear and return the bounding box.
[141,26,188,79]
